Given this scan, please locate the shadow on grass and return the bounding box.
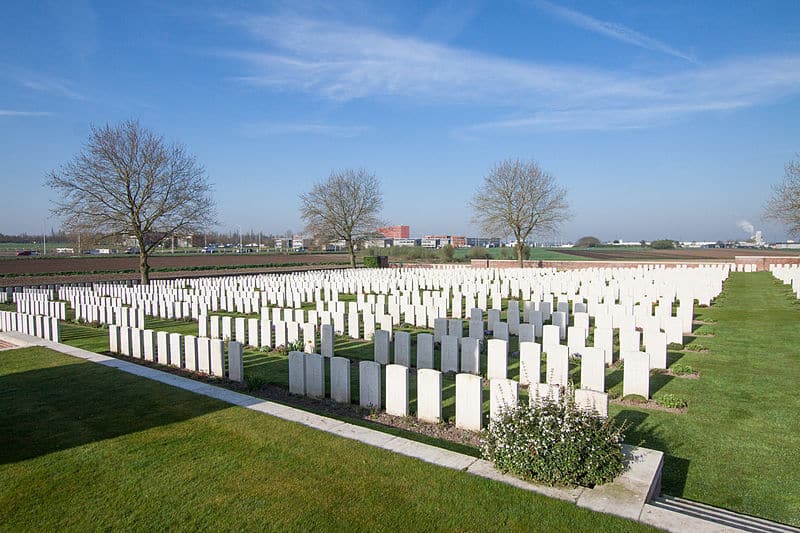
[667,350,685,366]
[649,372,674,395]
[0,355,229,465]
[614,409,690,496]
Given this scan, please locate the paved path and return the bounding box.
[2,331,796,532]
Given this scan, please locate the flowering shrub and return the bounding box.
[480,395,626,487]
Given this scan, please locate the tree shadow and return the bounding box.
[0,357,229,465]
[614,409,690,496]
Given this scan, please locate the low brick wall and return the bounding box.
[470,257,800,271]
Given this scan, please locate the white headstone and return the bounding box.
[622,351,650,398]
[228,341,244,382]
[385,364,409,417]
[579,347,605,392]
[575,388,609,417]
[490,378,519,422]
[440,335,459,373]
[545,344,569,386]
[455,373,483,431]
[374,329,390,364]
[519,341,541,386]
[288,351,305,395]
[359,360,382,409]
[417,369,442,423]
[417,333,433,368]
[330,356,351,404]
[487,338,508,380]
[304,352,324,397]
[394,331,411,366]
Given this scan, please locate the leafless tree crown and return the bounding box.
[47,119,216,283]
[470,158,570,264]
[47,120,216,246]
[764,156,800,236]
[300,168,383,266]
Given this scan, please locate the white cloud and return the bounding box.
[0,109,52,117]
[219,13,800,132]
[530,0,697,63]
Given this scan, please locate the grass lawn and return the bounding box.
[0,347,653,532]
[610,272,800,526]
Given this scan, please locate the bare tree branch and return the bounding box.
[470,158,571,266]
[47,119,217,284]
[764,155,800,237]
[300,168,384,267]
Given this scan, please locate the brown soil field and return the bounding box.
[0,253,349,287]
[564,248,800,261]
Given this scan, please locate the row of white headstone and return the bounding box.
[287,351,608,432]
[0,311,60,342]
[47,263,728,328]
[771,265,800,298]
[108,325,243,382]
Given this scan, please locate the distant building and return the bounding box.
[392,238,418,247]
[292,235,313,251]
[378,225,410,239]
[364,238,391,248]
[424,235,466,248]
[466,237,501,248]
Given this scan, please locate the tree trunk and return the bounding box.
[347,239,356,268]
[515,232,525,268]
[137,240,150,285]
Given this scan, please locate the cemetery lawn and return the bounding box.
[0,347,655,532]
[610,272,800,526]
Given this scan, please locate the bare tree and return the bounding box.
[470,158,570,267]
[300,168,383,267]
[764,155,800,236]
[47,119,216,284]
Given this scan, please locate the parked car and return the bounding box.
[16,250,33,256]
[201,246,217,253]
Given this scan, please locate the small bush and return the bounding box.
[685,343,707,352]
[363,256,380,268]
[650,239,677,249]
[670,363,695,375]
[655,394,688,409]
[573,236,601,248]
[439,244,455,262]
[468,247,490,260]
[481,395,626,487]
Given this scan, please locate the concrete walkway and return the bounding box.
[2,331,795,532]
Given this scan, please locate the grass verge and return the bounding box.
[0,346,653,531]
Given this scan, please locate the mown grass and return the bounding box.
[0,347,653,532]
[609,272,800,526]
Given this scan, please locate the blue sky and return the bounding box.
[1,0,799,242]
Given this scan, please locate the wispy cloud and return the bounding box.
[218,13,800,132]
[0,109,52,117]
[16,74,85,101]
[241,121,369,138]
[223,14,656,103]
[1,65,86,101]
[530,0,697,63]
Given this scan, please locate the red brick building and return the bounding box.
[378,225,410,239]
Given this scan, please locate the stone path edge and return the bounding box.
[2,331,695,530]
